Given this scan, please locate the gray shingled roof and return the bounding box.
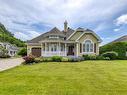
[111,35,127,43]
[63,27,74,38]
[27,27,74,43]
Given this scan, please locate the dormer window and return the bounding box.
[49,35,59,39]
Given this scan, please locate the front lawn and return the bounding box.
[1,61,127,95]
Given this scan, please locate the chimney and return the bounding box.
[64,20,68,32]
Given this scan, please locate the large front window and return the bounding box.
[45,43,65,52]
[83,40,93,52]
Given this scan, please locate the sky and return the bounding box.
[0,0,127,45]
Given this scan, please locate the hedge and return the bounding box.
[100,42,127,59]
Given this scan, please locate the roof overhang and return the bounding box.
[39,40,75,43]
[67,28,102,43]
[76,31,102,43]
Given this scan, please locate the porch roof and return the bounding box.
[39,40,75,43]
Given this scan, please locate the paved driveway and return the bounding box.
[0,58,23,71]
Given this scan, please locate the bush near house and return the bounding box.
[51,56,63,62]
[83,55,97,60]
[18,47,27,56]
[23,55,35,64]
[68,56,84,62]
[101,51,118,60]
[100,42,127,59]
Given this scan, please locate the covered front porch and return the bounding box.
[40,41,77,57]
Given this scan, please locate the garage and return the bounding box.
[31,48,41,57]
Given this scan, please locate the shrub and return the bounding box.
[34,58,44,63]
[23,55,35,64]
[104,57,110,60]
[83,55,97,60]
[101,51,118,60]
[0,55,10,58]
[100,42,127,59]
[18,48,27,56]
[96,55,105,60]
[68,56,84,62]
[42,57,52,62]
[62,57,69,62]
[51,56,62,62]
[82,55,90,60]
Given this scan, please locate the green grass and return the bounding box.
[1,61,127,95]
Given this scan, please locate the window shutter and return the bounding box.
[94,43,96,53]
[80,43,82,53]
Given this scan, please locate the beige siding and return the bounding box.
[77,33,99,56]
[27,45,41,55]
[69,31,83,41]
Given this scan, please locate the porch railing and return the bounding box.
[42,51,67,57]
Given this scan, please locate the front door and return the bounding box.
[67,45,74,56]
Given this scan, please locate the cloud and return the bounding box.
[14,32,29,41]
[0,0,127,41]
[14,31,40,41]
[115,14,127,25]
[114,28,120,32]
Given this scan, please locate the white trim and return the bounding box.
[76,43,79,56]
[82,39,94,54]
[76,32,86,42]
[76,31,102,42]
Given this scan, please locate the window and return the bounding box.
[50,43,57,52]
[61,44,65,51]
[83,40,93,52]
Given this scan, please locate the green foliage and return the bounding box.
[68,56,84,62]
[104,57,110,60]
[83,55,97,60]
[0,46,10,58]
[100,42,127,59]
[42,57,52,62]
[96,55,105,60]
[2,61,127,95]
[0,23,25,47]
[51,56,62,62]
[83,54,111,60]
[18,48,27,56]
[61,57,69,62]
[101,51,118,60]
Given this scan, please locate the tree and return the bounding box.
[18,48,27,56]
[0,46,9,58]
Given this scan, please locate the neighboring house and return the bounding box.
[0,42,18,56]
[109,35,127,56]
[27,21,102,57]
[111,35,127,43]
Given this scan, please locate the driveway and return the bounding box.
[0,58,23,71]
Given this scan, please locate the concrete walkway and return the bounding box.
[0,58,23,71]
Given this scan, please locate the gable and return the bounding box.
[68,31,83,41]
[78,33,98,43]
[27,27,65,43]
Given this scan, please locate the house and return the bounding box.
[111,35,127,43]
[109,35,127,56]
[0,42,18,56]
[27,21,102,57]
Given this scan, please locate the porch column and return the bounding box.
[59,42,60,56]
[76,43,78,56]
[65,43,67,56]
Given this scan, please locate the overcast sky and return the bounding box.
[0,0,127,45]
